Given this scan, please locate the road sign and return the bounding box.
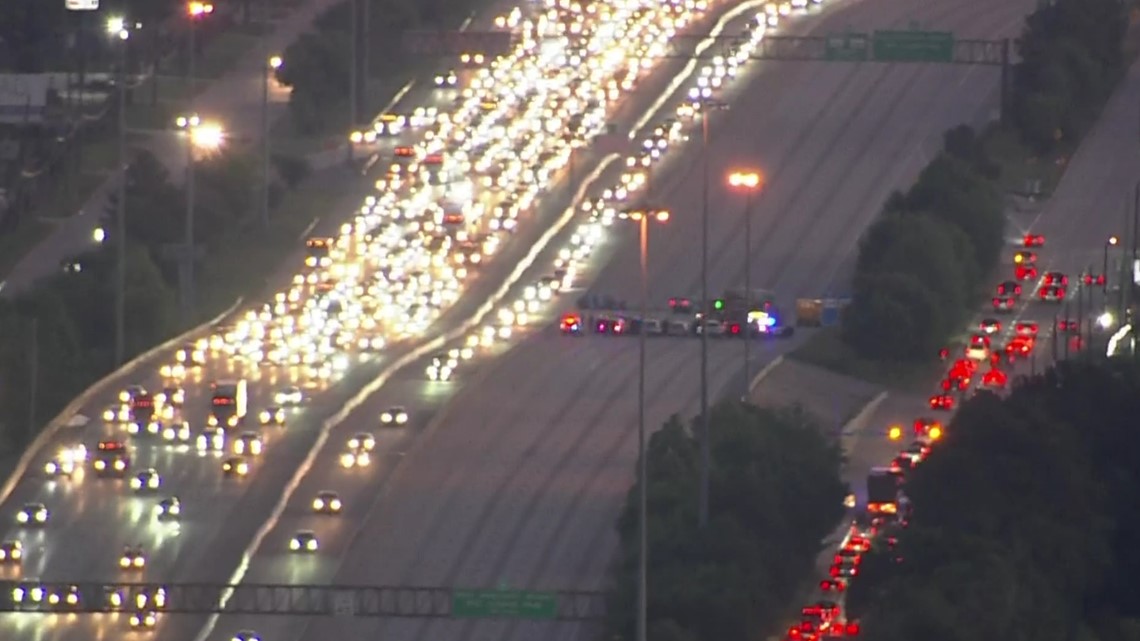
[872,30,954,62]
[824,33,869,61]
[452,589,558,619]
[65,0,99,9]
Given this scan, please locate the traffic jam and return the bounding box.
[784,231,1105,641]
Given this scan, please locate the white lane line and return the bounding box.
[745,354,784,396]
[629,0,764,139]
[191,154,621,641]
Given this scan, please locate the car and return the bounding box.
[592,315,628,335]
[0,540,23,563]
[103,403,130,423]
[233,432,264,456]
[1023,233,1045,247]
[222,457,250,477]
[1039,285,1066,302]
[275,386,304,406]
[829,558,859,578]
[913,418,943,439]
[259,406,286,426]
[1013,250,1037,265]
[127,419,162,437]
[1042,271,1068,286]
[559,313,583,335]
[155,497,182,521]
[979,318,1001,335]
[991,296,1016,313]
[119,545,146,570]
[130,469,161,492]
[348,433,376,451]
[1082,272,1107,286]
[232,630,263,641]
[43,455,77,477]
[929,394,955,411]
[818,578,846,593]
[426,355,454,381]
[433,70,458,87]
[380,406,409,426]
[129,610,158,629]
[16,503,48,526]
[197,426,226,452]
[158,385,185,408]
[1015,321,1039,336]
[996,280,1023,297]
[174,342,206,366]
[289,530,319,553]
[339,446,372,468]
[119,384,148,404]
[312,491,343,514]
[162,421,192,443]
[981,368,1008,389]
[1015,264,1039,281]
[1058,318,1080,333]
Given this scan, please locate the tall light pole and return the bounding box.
[186,2,214,95]
[620,207,670,641]
[1105,235,1119,303]
[727,169,763,398]
[262,55,282,227]
[174,114,224,318]
[698,99,728,530]
[347,0,359,163]
[108,16,131,367]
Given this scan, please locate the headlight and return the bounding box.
[330,499,342,511]
[307,539,318,551]
[312,499,324,510]
[340,453,355,468]
[119,557,130,568]
[17,512,28,523]
[381,412,393,423]
[290,539,301,550]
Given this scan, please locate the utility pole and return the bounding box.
[636,215,649,641]
[262,55,281,227]
[698,111,710,530]
[347,0,358,163]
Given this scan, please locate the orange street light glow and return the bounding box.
[621,209,670,223]
[188,2,214,17]
[727,170,763,190]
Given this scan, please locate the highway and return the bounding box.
[855,53,1140,500]
[169,1,1048,641]
[0,1,724,639]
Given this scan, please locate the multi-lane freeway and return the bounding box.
[0,0,1057,640]
[854,54,1140,498]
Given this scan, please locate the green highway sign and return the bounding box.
[824,33,869,61]
[872,30,954,62]
[452,589,558,619]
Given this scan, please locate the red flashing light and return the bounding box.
[728,323,741,335]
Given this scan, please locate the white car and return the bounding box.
[380,406,409,426]
[16,503,48,526]
[131,469,161,492]
[312,491,342,514]
[289,530,319,553]
[275,387,304,406]
[0,540,23,563]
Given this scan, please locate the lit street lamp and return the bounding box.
[262,55,283,227]
[1105,235,1119,298]
[727,169,764,398]
[174,113,222,317]
[618,206,670,641]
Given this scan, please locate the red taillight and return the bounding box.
[729,323,741,335]
[845,623,860,636]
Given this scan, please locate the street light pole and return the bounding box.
[727,170,763,398]
[262,55,282,227]
[347,0,358,163]
[698,100,728,530]
[111,19,130,367]
[620,207,669,641]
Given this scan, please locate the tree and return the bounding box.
[842,273,941,360]
[608,402,846,641]
[275,31,351,133]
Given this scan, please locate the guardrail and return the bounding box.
[0,297,245,507]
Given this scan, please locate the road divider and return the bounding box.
[0,297,244,508]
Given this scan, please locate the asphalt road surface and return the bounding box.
[181,1,1044,641]
[0,2,746,641]
[857,52,1140,500]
